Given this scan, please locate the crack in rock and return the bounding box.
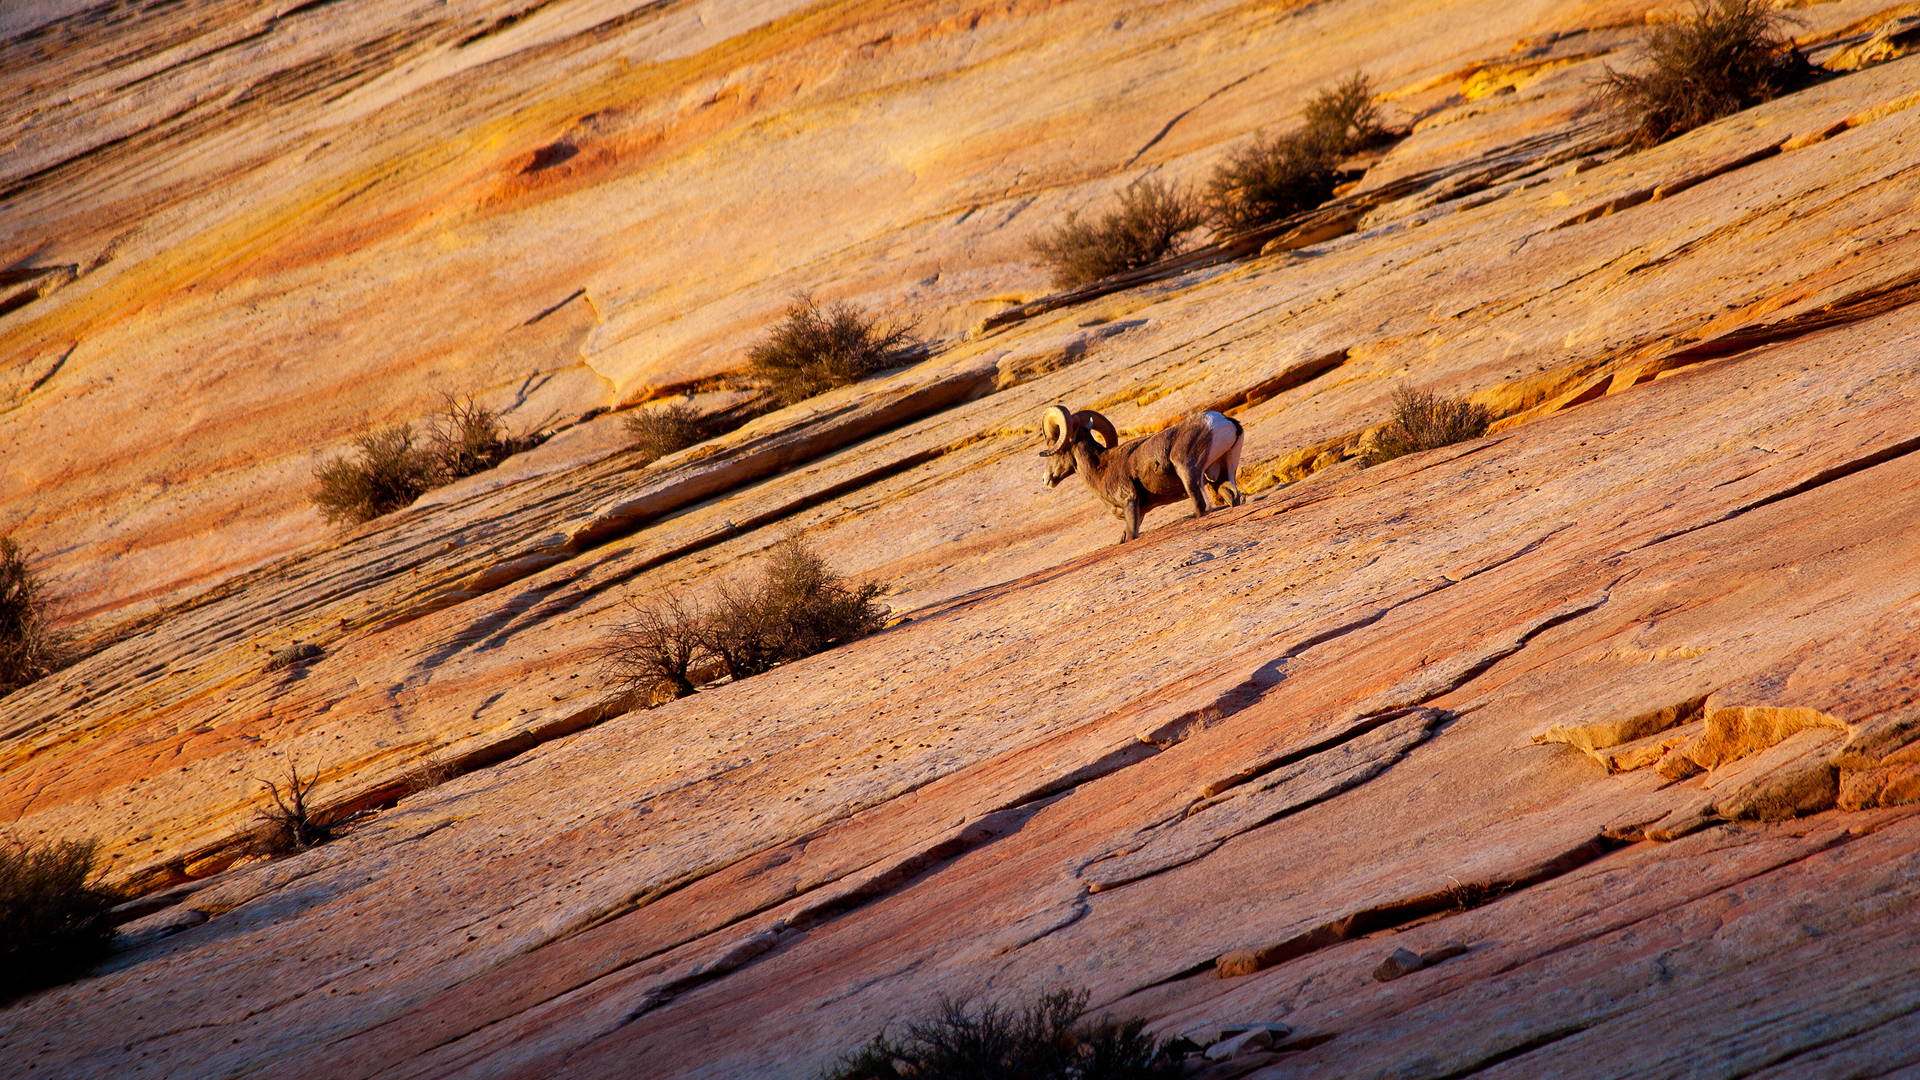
[1084,709,1447,893]
[1211,836,1615,979]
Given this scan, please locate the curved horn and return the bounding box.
[1078,410,1120,450]
[1039,404,1073,456]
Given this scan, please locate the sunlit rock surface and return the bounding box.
[5,0,1920,1077]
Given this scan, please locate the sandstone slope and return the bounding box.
[5,1,1920,1078]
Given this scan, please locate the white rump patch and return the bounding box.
[1202,411,1240,461]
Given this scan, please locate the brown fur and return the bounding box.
[1039,405,1244,542]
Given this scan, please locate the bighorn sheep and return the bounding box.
[1038,404,1244,542]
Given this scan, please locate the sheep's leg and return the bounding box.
[1203,463,1243,507]
[1198,468,1228,507]
[1204,420,1246,507]
[1121,494,1142,542]
[1173,460,1210,518]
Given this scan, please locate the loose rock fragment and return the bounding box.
[1832,704,1920,770]
[1677,706,1846,771]
[1420,940,1469,966]
[1595,722,1703,773]
[1215,949,1263,978]
[1205,1025,1280,1060]
[1711,728,1844,821]
[1838,762,1920,810]
[1530,695,1708,767]
[1826,16,1920,70]
[1655,746,1705,779]
[1373,947,1424,982]
[1644,801,1718,842]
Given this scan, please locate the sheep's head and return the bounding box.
[1037,405,1119,488]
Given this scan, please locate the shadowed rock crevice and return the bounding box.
[342,802,1071,1056]
[1552,144,1782,231]
[1425,1023,1594,1080]
[1190,591,1609,806]
[610,808,1072,1023]
[376,363,1001,628]
[1641,432,1920,550]
[1210,836,1617,980]
[1202,348,1350,418]
[1087,709,1448,893]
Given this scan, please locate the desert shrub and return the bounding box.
[1031,177,1205,288]
[1599,0,1810,147]
[312,395,543,525]
[1206,73,1389,232]
[253,760,366,855]
[1302,72,1389,152]
[1445,877,1514,912]
[704,535,887,680]
[606,536,886,702]
[429,392,541,481]
[401,759,457,796]
[0,537,57,694]
[0,836,123,999]
[822,988,1182,1080]
[312,423,438,525]
[748,296,918,406]
[1366,386,1493,465]
[625,401,721,464]
[1206,129,1341,232]
[604,592,708,702]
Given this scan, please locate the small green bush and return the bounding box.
[1366,386,1493,465]
[748,296,918,406]
[625,401,721,465]
[1,836,123,999]
[312,395,543,525]
[1206,73,1389,232]
[0,537,57,694]
[822,988,1182,1080]
[1599,0,1809,147]
[607,536,886,702]
[1031,177,1204,288]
